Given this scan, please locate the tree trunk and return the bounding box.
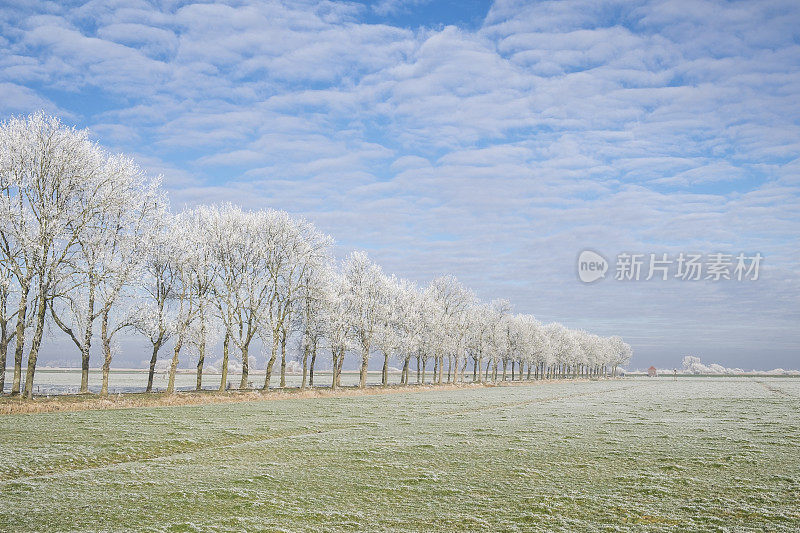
[336,353,343,387]
[416,355,421,384]
[23,291,48,399]
[331,350,339,391]
[167,333,183,395]
[309,343,317,387]
[263,332,279,390]
[331,347,344,390]
[0,337,7,393]
[219,331,230,392]
[335,351,342,387]
[301,342,309,390]
[146,340,162,393]
[196,318,206,391]
[240,344,250,389]
[359,342,369,389]
[279,328,287,388]
[11,285,29,396]
[381,351,389,387]
[100,311,111,397]
[401,357,410,385]
[79,283,96,394]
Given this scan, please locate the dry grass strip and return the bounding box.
[0,379,587,415]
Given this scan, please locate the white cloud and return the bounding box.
[0,82,59,115]
[0,0,798,369]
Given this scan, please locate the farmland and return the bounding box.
[1,377,798,531]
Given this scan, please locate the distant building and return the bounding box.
[647,366,658,377]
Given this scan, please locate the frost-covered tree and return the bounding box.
[543,323,570,379]
[164,218,206,394]
[0,113,99,396]
[608,336,633,377]
[0,113,166,397]
[374,275,403,387]
[177,209,218,390]
[277,217,331,388]
[258,210,295,390]
[130,229,176,392]
[394,280,424,386]
[323,272,352,390]
[202,205,271,391]
[464,303,490,383]
[342,251,387,389]
[414,288,443,384]
[486,299,511,382]
[296,260,332,389]
[504,314,526,381]
[426,275,474,385]
[520,316,549,379]
[50,153,164,394]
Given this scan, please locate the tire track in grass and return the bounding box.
[756,380,796,398]
[0,425,352,483]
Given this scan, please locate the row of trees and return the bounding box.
[0,113,632,399]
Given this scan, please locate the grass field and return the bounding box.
[0,377,798,531]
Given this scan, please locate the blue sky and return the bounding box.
[1,0,799,370]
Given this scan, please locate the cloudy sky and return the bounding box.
[2,0,799,370]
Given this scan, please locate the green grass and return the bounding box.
[0,378,798,531]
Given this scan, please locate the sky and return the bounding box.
[1,0,799,370]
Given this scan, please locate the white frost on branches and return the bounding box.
[0,113,634,394]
